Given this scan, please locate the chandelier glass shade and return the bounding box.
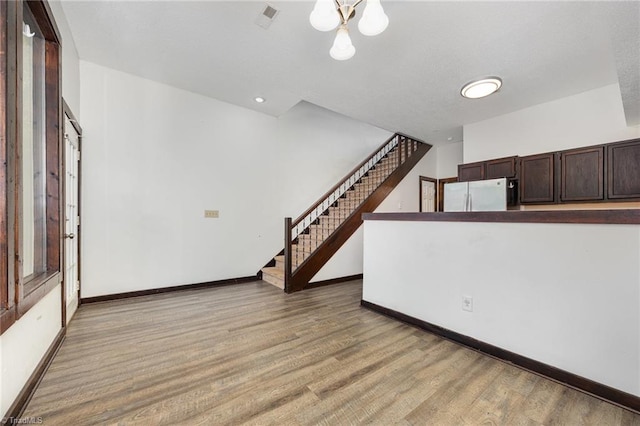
[310,0,389,60]
[330,25,356,60]
[309,0,341,32]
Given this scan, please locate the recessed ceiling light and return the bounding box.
[254,97,266,103]
[460,77,502,99]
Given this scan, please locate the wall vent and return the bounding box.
[255,4,279,29]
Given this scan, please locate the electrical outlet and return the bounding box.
[462,296,473,312]
[204,210,219,218]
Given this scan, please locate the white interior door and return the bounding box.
[420,178,437,212]
[64,115,80,324]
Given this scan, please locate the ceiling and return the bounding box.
[59,1,640,145]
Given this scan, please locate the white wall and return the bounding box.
[312,148,437,282]
[275,102,394,219]
[436,141,463,179]
[363,219,640,396]
[80,61,400,297]
[49,1,81,117]
[0,285,62,416]
[464,84,640,163]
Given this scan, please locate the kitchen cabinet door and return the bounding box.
[458,161,485,182]
[560,146,604,202]
[520,153,555,204]
[486,156,517,179]
[608,139,640,199]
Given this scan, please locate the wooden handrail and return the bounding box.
[395,132,428,145]
[291,133,399,227]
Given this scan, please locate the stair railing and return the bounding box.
[284,133,423,290]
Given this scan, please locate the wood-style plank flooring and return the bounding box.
[24,280,640,425]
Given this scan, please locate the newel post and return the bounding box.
[284,217,292,293]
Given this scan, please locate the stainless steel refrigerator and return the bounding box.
[443,177,507,212]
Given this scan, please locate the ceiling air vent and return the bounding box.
[255,4,279,29]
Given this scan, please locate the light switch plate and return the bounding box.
[204,210,219,218]
[462,296,473,312]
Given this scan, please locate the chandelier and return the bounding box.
[310,0,389,61]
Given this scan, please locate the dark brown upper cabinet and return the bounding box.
[520,153,555,204]
[458,161,485,182]
[486,156,517,179]
[457,138,638,206]
[608,139,640,199]
[560,146,604,202]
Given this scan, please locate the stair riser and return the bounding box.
[307,228,337,237]
[307,222,337,228]
[289,256,307,265]
[342,190,370,197]
[330,205,361,212]
[329,203,362,212]
[276,263,303,271]
[323,213,350,221]
[295,239,323,249]
[276,251,304,266]
[293,245,317,254]
[303,234,333,242]
[341,193,369,201]
[262,273,284,289]
[275,259,303,269]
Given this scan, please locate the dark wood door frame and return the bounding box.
[437,177,458,212]
[62,99,82,326]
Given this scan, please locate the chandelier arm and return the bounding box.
[334,0,366,24]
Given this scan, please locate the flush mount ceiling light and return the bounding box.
[460,77,503,99]
[254,97,266,103]
[310,0,389,61]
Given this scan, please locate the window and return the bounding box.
[22,4,48,291]
[1,0,61,334]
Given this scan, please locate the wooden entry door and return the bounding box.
[64,105,81,324]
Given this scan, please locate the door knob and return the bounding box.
[64,233,75,239]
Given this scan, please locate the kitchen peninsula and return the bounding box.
[361,210,640,411]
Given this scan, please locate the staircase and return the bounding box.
[261,133,431,292]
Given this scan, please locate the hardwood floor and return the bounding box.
[23,280,640,425]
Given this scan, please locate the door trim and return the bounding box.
[437,177,458,212]
[62,99,82,326]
